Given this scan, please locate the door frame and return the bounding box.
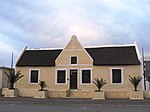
[69,69,78,89]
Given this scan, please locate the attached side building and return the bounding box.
[0,67,12,89]
[16,35,143,98]
[144,56,150,90]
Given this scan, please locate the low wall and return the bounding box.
[18,89,68,98]
[105,91,130,98]
[15,89,150,99]
[49,90,68,98]
[18,89,37,97]
[2,88,8,96]
[144,91,150,98]
[69,90,93,98]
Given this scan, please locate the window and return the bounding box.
[81,70,91,83]
[111,69,122,84]
[57,70,66,83]
[30,70,39,83]
[71,56,77,64]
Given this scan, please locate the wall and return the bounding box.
[2,69,9,88]
[16,64,142,98]
[93,65,142,91]
[0,68,9,88]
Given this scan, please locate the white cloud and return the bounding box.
[0,0,150,67]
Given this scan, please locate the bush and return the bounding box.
[38,80,47,91]
[128,75,142,91]
[5,69,24,89]
[93,78,107,92]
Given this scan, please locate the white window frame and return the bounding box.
[80,68,93,85]
[29,69,40,84]
[55,69,67,85]
[70,55,78,65]
[110,68,123,84]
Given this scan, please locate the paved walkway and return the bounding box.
[0,96,150,106]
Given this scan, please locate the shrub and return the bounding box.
[38,80,47,91]
[5,69,24,89]
[93,78,107,92]
[128,75,142,91]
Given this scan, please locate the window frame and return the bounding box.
[80,68,92,84]
[70,56,78,65]
[110,68,123,84]
[29,69,40,84]
[55,69,67,84]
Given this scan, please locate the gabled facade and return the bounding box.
[16,35,143,98]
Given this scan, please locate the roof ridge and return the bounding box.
[26,48,63,50]
[26,44,136,50]
[84,44,135,48]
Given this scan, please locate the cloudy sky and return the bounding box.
[0,0,150,67]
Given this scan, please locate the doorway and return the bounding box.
[70,70,78,89]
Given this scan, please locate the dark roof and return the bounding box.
[16,46,140,67]
[16,49,62,66]
[85,46,140,65]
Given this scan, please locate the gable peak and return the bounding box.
[71,35,77,40]
[63,35,84,50]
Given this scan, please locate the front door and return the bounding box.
[70,70,78,89]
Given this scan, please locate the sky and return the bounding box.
[0,0,150,67]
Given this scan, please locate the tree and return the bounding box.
[38,80,47,91]
[128,75,142,91]
[93,78,107,91]
[5,69,24,89]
